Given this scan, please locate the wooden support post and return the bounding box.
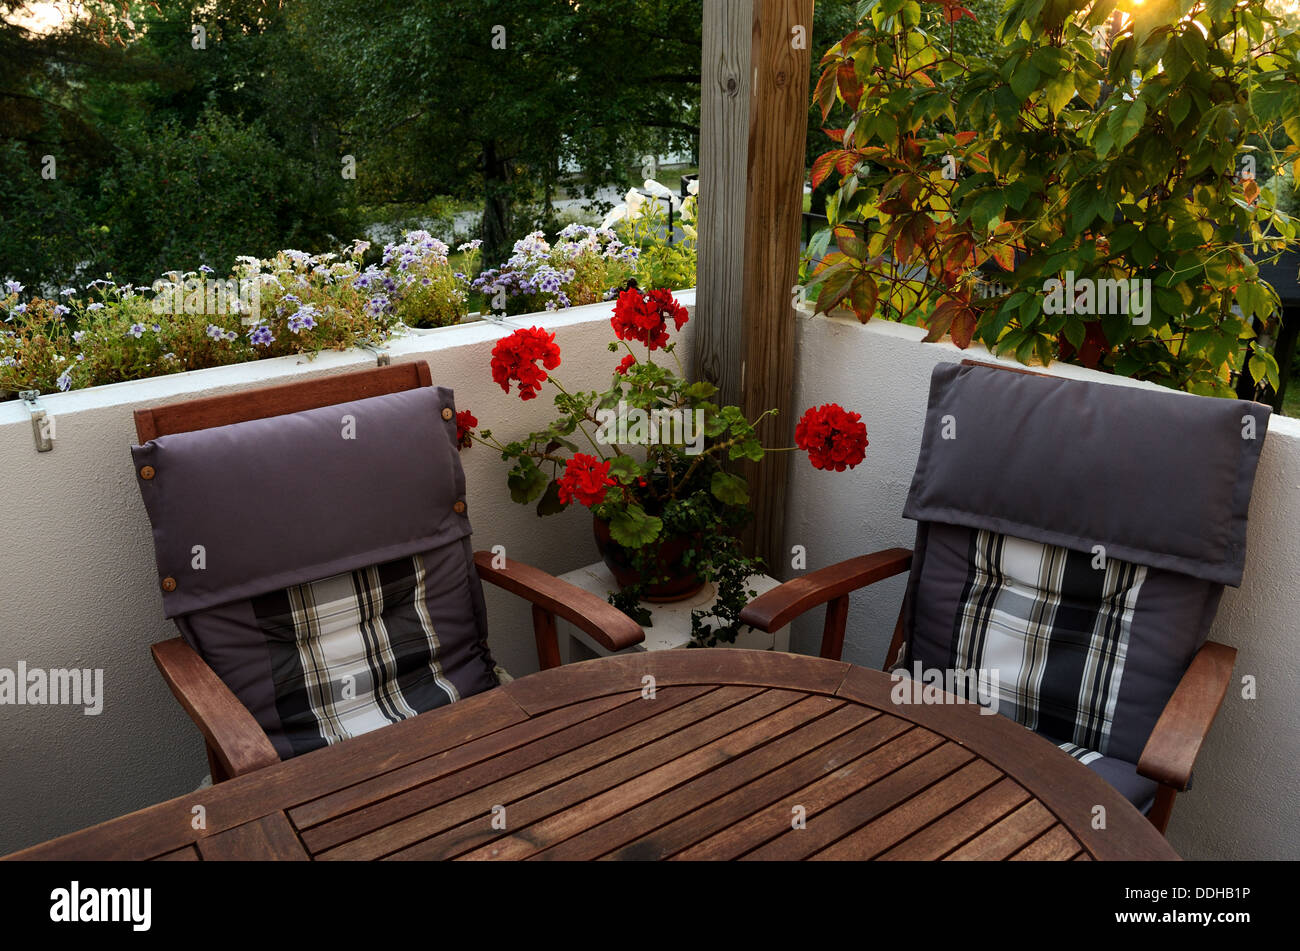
[740,0,815,568]
[698,0,814,570]
[695,0,755,411]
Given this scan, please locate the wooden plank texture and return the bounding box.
[317,686,771,860]
[539,700,877,860]
[6,652,1177,863]
[739,0,815,566]
[695,0,754,409]
[197,812,308,861]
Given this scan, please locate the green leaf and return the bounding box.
[606,454,642,484]
[609,505,663,549]
[535,480,565,516]
[1108,98,1147,151]
[682,381,718,400]
[1009,59,1041,101]
[507,459,548,505]
[1044,73,1075,114]
[710,471,750,506]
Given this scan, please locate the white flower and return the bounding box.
[643,179,674,200]
[624,188,646,219]
[687,178,699,196]
[601,206,628,229]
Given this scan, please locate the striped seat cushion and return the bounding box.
[906,523,1222,768]
[178,541,500,760]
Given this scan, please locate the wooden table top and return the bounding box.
[6,650,1178,861]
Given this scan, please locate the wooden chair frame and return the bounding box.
[136,361,644,783]
[738,361,1239,836]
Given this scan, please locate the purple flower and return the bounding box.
[205,324,225,340]
[56,369,72,392]
[127,323,145,338]
[199,264,214,274]
[52,304,70,318]
[72,331,86,344]
[4,280,22,294]
[249,325,275,347]
[87,302,105,311]
[287,305,318,333]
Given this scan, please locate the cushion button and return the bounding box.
[139,466,156,480]
[161,577,177,592]
[453,501,466,514]
[441,407,454,421]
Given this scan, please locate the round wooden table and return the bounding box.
[7,649,1179,861]
[443,649,1178,861]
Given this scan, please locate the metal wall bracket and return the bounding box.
[18,390,54,452]
[356,345,391,367]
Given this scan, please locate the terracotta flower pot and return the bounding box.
[592,516,707,603]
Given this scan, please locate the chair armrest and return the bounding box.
[473,551,645,654]
[738,548,913,632]
[151,638,281,779]
[1137,640,1237,791]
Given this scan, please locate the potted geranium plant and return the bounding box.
[460,286,868,646]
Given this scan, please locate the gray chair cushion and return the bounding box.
[904,362,1270,585]
[133,384,499,759]
[905,522,1220,765]
[1058,742,1158,814]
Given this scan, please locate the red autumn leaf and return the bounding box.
[848,273,879,322]
[946,233,976,269]
[835,150,860,176]
[990,242,1016,271]
[949,307,977,348]
[911,213,937,251]
[824,128,846,144]
[814,68,838,120]
[811,150,843,190]
[838,61,864,110]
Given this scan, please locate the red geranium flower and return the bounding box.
[615,354,637,375]
[557,453,616,508]
[490,326,561,400]
[455,410,477,450]
[795,404,868,471]
[611,287,688,351]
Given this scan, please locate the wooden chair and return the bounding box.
[740,360,1252,835]
[133,360,643,782]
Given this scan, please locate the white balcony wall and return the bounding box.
[784,311,1300,861]
[0,294,693,855]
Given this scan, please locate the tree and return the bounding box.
[810,0,1300,399]
[301,0,703,264]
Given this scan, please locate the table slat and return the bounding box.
[293,687,692,841]
[197,813,308,861]
[539,702,886,860]
[1009,824,1088,861]
[468,695,845,860]
[945,800,1061,860]
[876,776,1031,860]
[403,688,808,861]
[675,729,961,860]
